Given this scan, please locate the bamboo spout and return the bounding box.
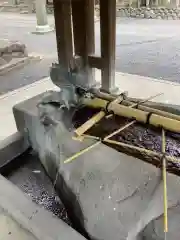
[74,94,124,137]
[82,97,180,133]
[93,90,180,122]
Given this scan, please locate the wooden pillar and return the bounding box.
[146,0,150,6]
[129,0,132,7]
[137,0,141,7]
[100,0,116,93]
[53,0,73,71]
[71,0,95,87]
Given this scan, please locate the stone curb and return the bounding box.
[0,132,29,175]
[0,173,86,240]
[0,55,41,75]
[32,25,54,35]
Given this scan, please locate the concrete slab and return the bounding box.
[0,77,58,141]
[0,54,41,75]
[0,174,86,240]
[0,212,36,240]
[95,70,180,105]
[32,25,54,35]
[0,132,29,172]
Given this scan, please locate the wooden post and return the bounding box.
[71,0,95,87]
[53,0,73,70]
[99,0,117,93]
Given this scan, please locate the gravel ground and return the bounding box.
[73,107,180,176]
[6,151,71,226]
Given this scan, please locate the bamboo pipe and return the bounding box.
[73,133,180,165]
[74,111,105,137]
[106,93,163,119]
[75,93,162,137]
[67,132,180,165]
[104,138,180,164]
[129,93,162,108]
[64,141,101,164]
[162,129,168,233]
[93,90,180,122]
[65,121,134,164]
[92,89,118,101]
[104,120,136,140]
[82,97,180,134]
[72,133,100,142]
[74,94,124,137]
[125,100,180,122]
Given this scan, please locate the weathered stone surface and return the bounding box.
[131,12,137,17]
[168,16,173,19]
[142,206,180,240]
[0,57,7,66]
[13,91,180,240]
[117,7,180,20]
[173,16,178,19]
[0,39,28,66]
[117,9,126,17]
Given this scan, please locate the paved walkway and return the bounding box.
[1,13,180,96]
